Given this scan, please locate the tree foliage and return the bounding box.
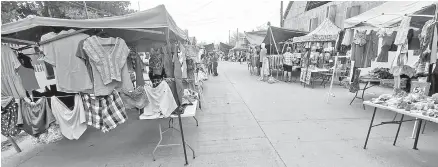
[1,1,135,24]
[229,32,245,46]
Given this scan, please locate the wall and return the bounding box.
[283,1,386,31]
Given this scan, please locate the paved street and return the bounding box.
[2,61,438,167]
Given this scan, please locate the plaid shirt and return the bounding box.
[82,90,127,133]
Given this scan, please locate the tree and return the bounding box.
[1,1,135,24]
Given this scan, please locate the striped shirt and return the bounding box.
[283,52,293,66]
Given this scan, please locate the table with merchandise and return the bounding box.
[362,92,438,150]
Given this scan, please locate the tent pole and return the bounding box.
[269,27,281,78]
[1,37,37,45]
[327,53,338,103]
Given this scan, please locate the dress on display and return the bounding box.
[1,45,27,98]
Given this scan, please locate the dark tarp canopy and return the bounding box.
[262,26,308,45]
[204,43,215,52]
[1,5,188,44]
[244,30,267,46]
[219,42,232,54]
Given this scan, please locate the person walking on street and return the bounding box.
[258,43,268,81]
[212,52,219,76]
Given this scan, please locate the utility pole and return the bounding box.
[280,1,283,27]
[237,28,239,46]
[138,1,141,11]
[83,1,89,19]
[229,30,231,45]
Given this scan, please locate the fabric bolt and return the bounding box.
[1,100,21,137]
[1,45,27,98]
[82,90,127,133]
[342,29,354,46]
[140,81,178,119]
[40,30,93,93]
[17,66,40,91]
[76,39,94,82]
[19,97,56,137]
[394,16,412,45]
[83,36,130,85]
[50,95,87,140]
[120,86,149,109]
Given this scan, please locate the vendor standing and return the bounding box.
[259,43,268,81]
[282,47,293,82]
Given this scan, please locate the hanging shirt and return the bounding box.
[40,30,93,93]
[83,36,134,96]
[140,81,178,119]
[1,45,27,98]
[50,95,87,140]
[17,66,40,91]
[83,36,130,84]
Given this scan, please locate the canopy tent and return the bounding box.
[1,5,188,45]
[204,43,215,52]
[344,2,437,29]
[262,26,307,54]
[262,26,308,45]
[219,42,232,54]
[292,18,341,43]
[244,30,267,46]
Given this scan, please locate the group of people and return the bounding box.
[245,43,301,82]
[201,51,220,76]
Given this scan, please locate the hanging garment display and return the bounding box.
[180,45,188,79]
[18,97,56,137]
[349,68,361,93]
[335,30,345,52]
[140,81,178,119]
[163,45,174,77]
[1,96,13,108]
[134,53,145,87]
[394,16,412,45]
[362,30,379,68]
[17,66,40,91]
[83,36,134,96]
[17,53,34,69]
[50,95,87,140]
[119,86,149,110]
[428,64,438,96]
[1,45,27,98]
[262,57,270,76]
[76,39,94,82]
[1,99,21,137]
[40,30,93,93]
[82,90,127,133]
[149,48,164,76]
[376,30,396,62]
[173,50,183,105]
[419,20,436,56]
[83,36,130,84]
[341,29,354,46]
[351,30,367,68]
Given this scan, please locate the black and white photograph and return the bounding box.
[1,1,438,166]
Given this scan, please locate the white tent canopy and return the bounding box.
[344,1,437,29]
[293,18,341,43]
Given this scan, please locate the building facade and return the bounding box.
[283,1,386,31]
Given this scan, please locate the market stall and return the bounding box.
[1,5,200,165]
[330,2,438,105]
[263,26,308,80]
[291,18,341,88]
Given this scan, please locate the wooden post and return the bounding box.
[7,136,21,153]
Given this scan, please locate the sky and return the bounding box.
[129,0,282,44]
